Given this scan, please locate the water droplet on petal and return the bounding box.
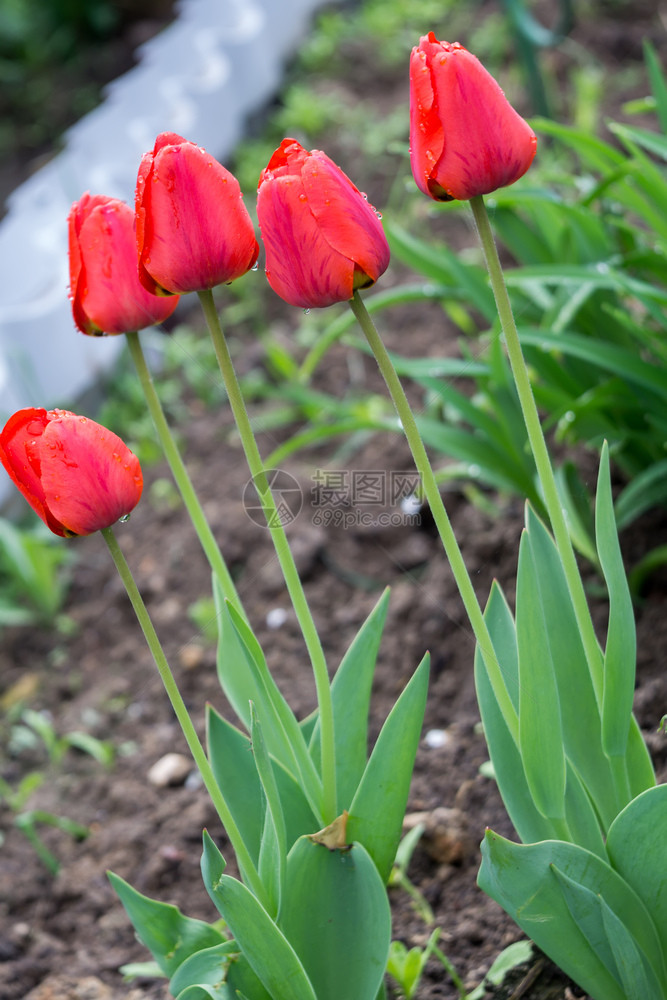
[303,308,311,315]
[119,513,131,523]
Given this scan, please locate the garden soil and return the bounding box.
[1,2,667,999]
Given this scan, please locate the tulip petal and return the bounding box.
[409,45,445,199]
[0,408,66,536]
[68,193,116,336]
[301,152,390,284]
[69,193,178,335]
[77,201,178,334]
[431,45,536,199]
[137,136,259,294]
[409,35,537,202]
[257,172,354,308]
[40,414,143,536]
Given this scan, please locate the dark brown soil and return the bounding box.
[1,2,666,1000]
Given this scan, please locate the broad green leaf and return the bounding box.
[599,897,666,1000]
[279,836,391,1000]
[347,654,429,883]
[551,865,666,999]
[207,707,317,866]
[523,507,618,825]
[475,584,606,854]
[107,872,225,977]
[170,941,239,999]
[250,705,286,918]
[201,832,317,1000]
[516,527,566,821]
[171,943,274,1000]
[478,833,664,1000]
[606,785,667,960]
[309,588,390,808]
[475,583,553,843]
[595,444,636,757]
[206,709,263,864]
[213,587,323,819]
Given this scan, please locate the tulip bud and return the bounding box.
[409,34,537,201]
[256,138,390,309]
[0,408,143,537]
[135,132,259,295]
[68,193,179,336]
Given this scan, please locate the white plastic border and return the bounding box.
[0,0,330,431]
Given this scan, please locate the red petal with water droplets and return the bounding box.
[136,133,259,294]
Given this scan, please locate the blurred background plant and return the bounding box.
[0,516,73,629]
[0,705,116,872]
[229,36,667,588]
[0,0,175,199]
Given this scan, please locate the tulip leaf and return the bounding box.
[250,704,285,919]
[599,897,666,1000]
[475,582,553,842]
[475,583,605,854]
[201,832,317,1000]
[523,505,620,826]
[206,707,318,869]
[170,941,245,1000]
[213,582,323,819]
[171,944,274,1000]
[478,831,665,1000]
[595,443,636,758]
[347,653,429,883]
[308,588,390,808]
[278,836,391,1000]
[606,784,667,962]
[515,523,566,821]
[107,871,226,978]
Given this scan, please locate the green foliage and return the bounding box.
[479,829,667,1000]
[0,706,114,872]
[112,588,428,999]
[0,517,71,627]
[0,0,123,155]
[476,448,665,998]
[253,46,667,573]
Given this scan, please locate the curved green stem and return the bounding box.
[469,195,604,706]
[125,330,241,613]
[101,525,265,902]
[197,289,337,823]
[349,291,519,746]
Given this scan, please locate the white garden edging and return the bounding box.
[0,0,329,487]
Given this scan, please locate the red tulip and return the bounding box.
[135,132,259,295]
[0,408,143,538]
[68,193,179,336]
[256,138,390,309]
[409,34,537,201]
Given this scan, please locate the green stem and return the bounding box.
[349,291,519,746]
[125,330,241,613]
[101,525,265,902]
[197,289,337,823]
[469,195,604,706]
